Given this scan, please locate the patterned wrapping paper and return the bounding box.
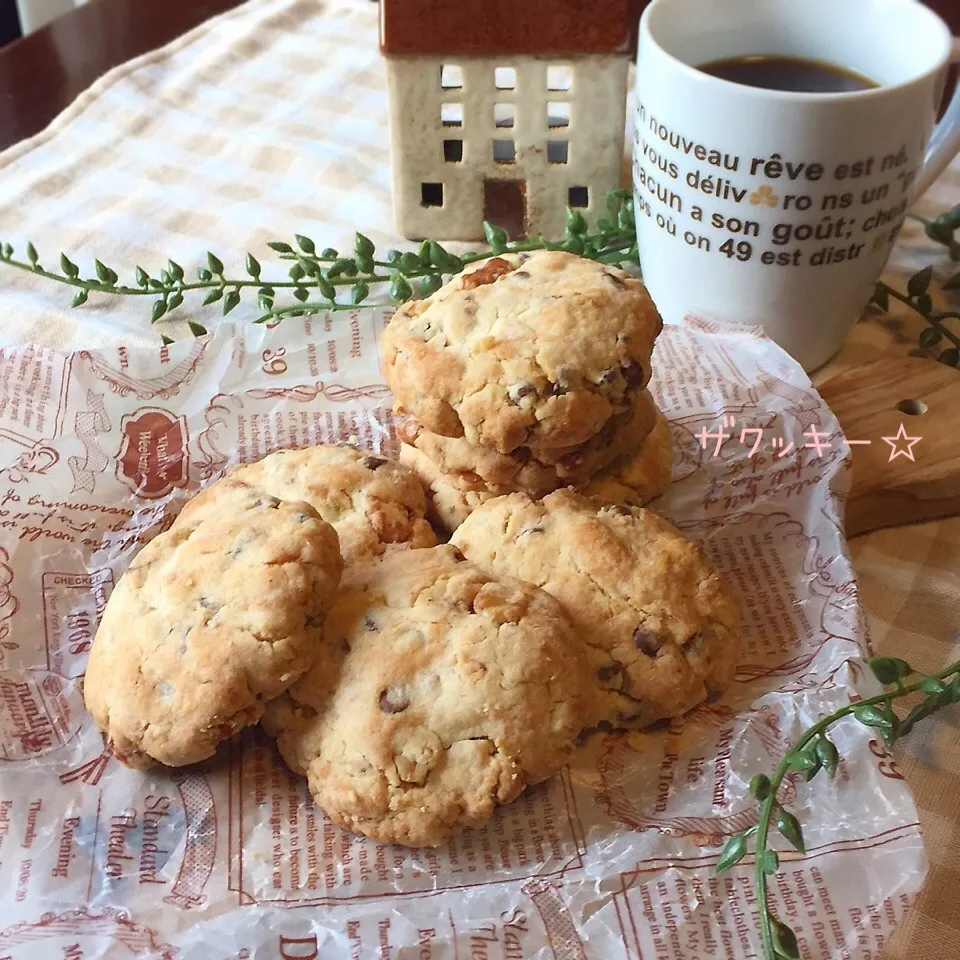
[0,0,956,955]
[0,315,927,958]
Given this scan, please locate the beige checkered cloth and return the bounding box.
[0,0,956,955]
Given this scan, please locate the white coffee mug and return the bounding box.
[633,0,960,371]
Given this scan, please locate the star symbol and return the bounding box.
[881,422,922,462]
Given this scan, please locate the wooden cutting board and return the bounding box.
[818,356,960,537]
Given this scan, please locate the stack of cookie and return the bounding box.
[381,250,672,533]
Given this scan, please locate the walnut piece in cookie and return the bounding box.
[84,492,343,768]
[381,251,662,454]
[262,544,591,847]
[451,491,740,728]
[175,444,436,564]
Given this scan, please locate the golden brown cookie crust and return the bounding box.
[177,444,436,563]
[263,544,591,847]
[451,491,740,728]
[381,251,662,454]
[84,490,343,768]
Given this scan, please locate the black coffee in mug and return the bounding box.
[698,54,879,93]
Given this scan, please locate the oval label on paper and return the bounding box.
[115,406,189,499]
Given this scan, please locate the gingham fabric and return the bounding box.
[0,0,957,956]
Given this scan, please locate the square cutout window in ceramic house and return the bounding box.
[443,139,463,162]
[493,140,516,164]
[495,66,516,89]
[547,140,569,164]
[421,182,444,207]
[494,103,516,128]
[547,65,573,91]
[548,102,570,128]
[568,186,589,208]
[440,64,463,89]
[441,103,463,127]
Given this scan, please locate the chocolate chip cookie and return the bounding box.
[85,490,343,768]
[397,389,659,496]
[176,444,436,563]
[262,544,591,847]
[451,491,740,728]
[381,251,662,454]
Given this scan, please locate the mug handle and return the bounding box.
[914,38,960,197]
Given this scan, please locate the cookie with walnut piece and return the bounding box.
[381,251,662,454]
[451,491,740,728]
[262,544,591,847]
[84,489,343,769]
[176,444,436,563]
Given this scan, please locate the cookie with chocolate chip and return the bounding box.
[400,409,673,535]
[450,491,740,728]
[397,389,659,496]
[262,544,590,847]
[381,251,662,455]
[84,489,343,768]
[176,444,436,564]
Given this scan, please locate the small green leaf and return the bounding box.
[385,249,401,264]
[151,300,167,323]
[222,290,240,315]
[267,241,293,253]
[59,254,79,278]
[327,258,352,279]
[258,285,275,298]
[399,251,421,271]
[167,260,184,282]
[245,254,261,279]
[919,677,946,695]
[207,252,224,275]
[159,268,172,286]
[2,243,12,258]
[916,292,933,315]
[135,266,150,287]
[788,745,820,777]
[938,347,960,367]
[317,278,336,300]
[907,265,933,297]
[355,254,374,275]
[202,288,223,305]
[351,281,369,305]
[446,254,464,273]
[714,833,748,874]
[419,274,443,297]
[389,274,413,303]
[299,258,320,278]
[161,335,174,346]
[295,234,316,255]
[95,259,114,284]
[258,296,273,312]
[341,260,358,278]
[943,271,960,291]
[853,703,894,731]
[355,232,375,258]
[483,221,508,253]
[26,242,38,265]
[814,737,839,778]
[289,262,305,282]
[749,774,771,800]
[167,291,183,311]
[899,696,940,738]
[872,283,889,311]
[919,326,943,348]
[293,286,310,302]
[187,321,207,337]
[867,656,913,685]
[775,808,805,853]
[771,917,801,960]
[618,203,636,232]
[71,289,88,307]
[148,278,164,290]
[321,247,338,259]
[596,217,613,233]
[760,849,780,875]
[563,235,585,255]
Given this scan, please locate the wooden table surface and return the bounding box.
[0,0,245,151]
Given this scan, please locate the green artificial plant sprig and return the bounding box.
[0,190,639,341]
[715,656,960,960]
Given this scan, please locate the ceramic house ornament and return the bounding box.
[380,0,635,241]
